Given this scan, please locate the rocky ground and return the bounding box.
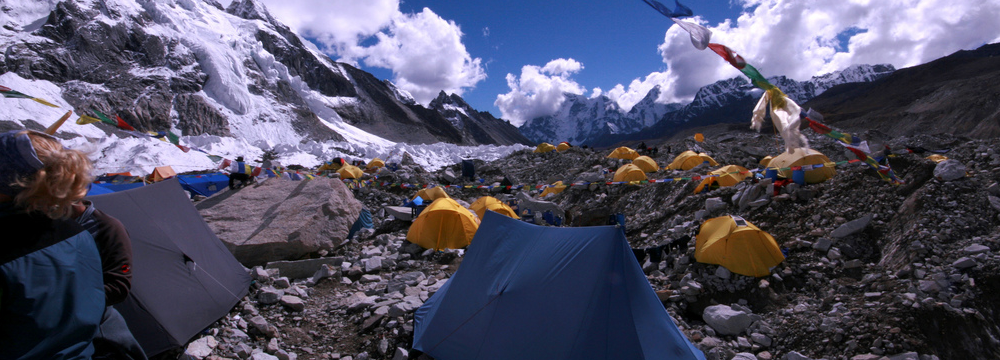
[162,124,1000,360]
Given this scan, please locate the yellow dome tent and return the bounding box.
[337,164,364,179]
[414,187,450,202]
[767,148,836,184]
[613,164,647,183]
[695,215,784,277]
[556,142,571,152]
[534,143,556,153]
[632,156,659,173]
[317,159,345,172]
[926,154,948,163]
[366,158,385,170]
[693,165,752,194]
[539,181,568,197]
[759,155,773,167]
[470,196,520,220]
[667,151,719,170]
[407,198,481,250]
[606,146,640,160]
[694,133,705,142]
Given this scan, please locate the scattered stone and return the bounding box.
[952,257,976,270]
[751,333,772,347]
[280,295,305,312]
[962,244,990,255]
[257,286,284,305]
[265,257,347,280]
[184,336,218,359]
[715,266,732,280]
[250,352,279,360]
[933,160,967,181]
[273,277,291,289]
[391,348,409,360]
[831,214,873,238]
[703,305,753,335]
[850,355,881,360]
[706,197,727,213]
[812,238,833,252]
[782,351,814,360]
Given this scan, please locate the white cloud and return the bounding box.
[607,0,1000,109]
[494,58,586,126]
[361,8,486,103]
[258,0,485,105]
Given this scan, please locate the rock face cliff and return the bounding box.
[0,0,526,146]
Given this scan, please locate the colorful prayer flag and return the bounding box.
[671,18,711,50]
[707,43,746,69]
[76,115,102,125]
[115,115,136,131]
[92,110,118,126]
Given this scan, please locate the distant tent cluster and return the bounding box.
[534,141,573,153]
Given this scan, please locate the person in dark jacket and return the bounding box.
[0,130,105,359]
[73,199,146,360]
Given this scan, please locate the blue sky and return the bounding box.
[379,0,741,117]
[257,0,1000,126]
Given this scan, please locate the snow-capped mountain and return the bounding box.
[519,64,895,147]
[0,0,528,174]
[517,92,636,146]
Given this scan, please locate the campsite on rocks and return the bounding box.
[2,0,1000,360]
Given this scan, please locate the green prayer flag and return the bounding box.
[739,64,775,90]
[92,110,118,125]
[1,90,33,99]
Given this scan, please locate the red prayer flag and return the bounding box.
[807,118,832,134]
[115,115,136,131]
[707,43,746,69]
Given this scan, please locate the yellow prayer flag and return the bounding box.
[31,98,59,108]
[76,115,102,125]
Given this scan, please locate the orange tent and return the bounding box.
[407,198,480,250]
[613,164,647,183]
[470,196,520,220]
[607,147,640,160]
[693,165,752,194]
[539,181,568,197]
[150,166,177,182]
[632,156,659,173]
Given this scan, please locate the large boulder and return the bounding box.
[199,177,362,266]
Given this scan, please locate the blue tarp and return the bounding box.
[177,173,229,198]
[87,183,115,196]
[413,212,705,360]
[87,182,145,196]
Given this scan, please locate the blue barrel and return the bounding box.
[765,168,778,181]
[792,169,806,185]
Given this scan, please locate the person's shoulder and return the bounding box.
[1,213,88,264]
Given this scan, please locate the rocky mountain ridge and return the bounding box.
[803,43,1000,139]
[519,64,894,147]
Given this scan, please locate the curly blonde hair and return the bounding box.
[13,131,93,219]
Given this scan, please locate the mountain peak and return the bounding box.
[226,0,277,24]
